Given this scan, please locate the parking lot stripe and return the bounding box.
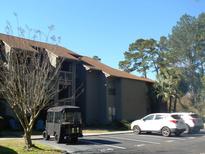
[187,137,195,139]
[165,140,175,143]
[135,144,145,147]
[81,140,127,150]
[100,136,160,145]
[104,144,127,150]
[136,134,186,141]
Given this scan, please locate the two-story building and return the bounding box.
[0,33,154,126]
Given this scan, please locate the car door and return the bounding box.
[141,114,155,131]
[152,114,165,131]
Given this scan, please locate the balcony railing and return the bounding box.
[58,71,73,82]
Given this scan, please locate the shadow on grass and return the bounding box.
[0,131,23,138]
[0,130,42,138]
[32,144,44,150]
[32,146,61,153]
[0,145,17,154]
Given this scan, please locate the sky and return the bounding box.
[0,0,205,79]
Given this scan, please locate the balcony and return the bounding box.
[58,71,73,84]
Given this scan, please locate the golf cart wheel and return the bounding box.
[161,127,171,137]
[55,134,62,143]
[133,125,141,134]
[42,131,50,140]
[71,137,78,144]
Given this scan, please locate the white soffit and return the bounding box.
[46,49,58,67]
[103,71,110,78]
[83,64,91,71]
[2,41,11,54]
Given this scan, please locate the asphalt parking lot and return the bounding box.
[37,129,205,154]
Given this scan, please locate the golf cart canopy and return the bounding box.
[47,105,80,112]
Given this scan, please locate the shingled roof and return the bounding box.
[0,33,154,83]
[80,56,154,83]
[0,33,78,60]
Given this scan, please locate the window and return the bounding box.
[61,61,72,72]
[58,85,72,99]
[190,114,199,118]
[155,115,164,120]
[62,112,81,123]
[54,112,61,123]
[143,115,154,121]
[171,115,181,119]
[47,112,54,123]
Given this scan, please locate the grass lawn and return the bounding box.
[0,139,62,154]
[83,129,112,134]
[83,128,120,134]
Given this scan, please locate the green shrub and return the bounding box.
[111,120,131,130]
[0,116,6,130]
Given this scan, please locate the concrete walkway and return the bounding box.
[0,130,133,140]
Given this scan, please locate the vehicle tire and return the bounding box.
[161,127,171,137]
[133,125,141,134]
[193,128,200,133]
[55,134,62,143]
[71,137,78,144]
[42,131,50,140]
[175,132,182,136]
[185,124,191,134]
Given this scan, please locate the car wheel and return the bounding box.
[185,124,191,134]
[42,131,50,140]
[161,127,171,137]
[175,132,182,136]
[55,134,62,143]
[193,128,200,133]
[133,125,141,134]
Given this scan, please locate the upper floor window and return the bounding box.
[61,61,72,72]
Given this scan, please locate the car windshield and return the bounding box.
[62,111,82,123]
[171,115,181,119]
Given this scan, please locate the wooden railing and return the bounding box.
[58,71,72,82]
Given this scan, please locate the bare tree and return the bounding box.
[0,38,62,149]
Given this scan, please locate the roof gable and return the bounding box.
[0,33,78,60]
[80,56,154,83]
[0,33,154,83]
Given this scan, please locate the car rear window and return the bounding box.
[171,115,181,119]
[190,114,199,118]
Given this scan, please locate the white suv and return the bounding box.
[130,113,186,137]
[173,112,204,133]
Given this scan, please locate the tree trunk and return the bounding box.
[173,97,177,112]
[168,96,172,113]
[24,130,33,150]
